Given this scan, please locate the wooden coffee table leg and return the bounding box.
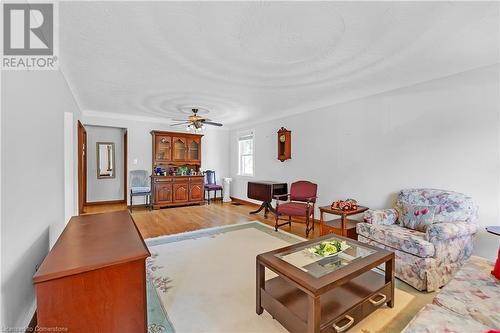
[307,295,320,333]
[385,256,395,308]
[256,260,264,315]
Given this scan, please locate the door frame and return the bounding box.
[123,130,128,203]
[77,121,87,215]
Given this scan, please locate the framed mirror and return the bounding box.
[96,142,115,179]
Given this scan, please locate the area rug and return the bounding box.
[145,222,419,333]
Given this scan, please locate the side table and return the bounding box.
[319,205,369,240]
[486,226,500,279]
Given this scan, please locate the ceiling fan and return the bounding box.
[170,108,223,132]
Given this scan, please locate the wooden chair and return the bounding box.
[274,181,318,237]
[204,170,223,204]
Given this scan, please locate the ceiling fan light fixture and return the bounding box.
[186,122,204,133]
[172,108,222,130]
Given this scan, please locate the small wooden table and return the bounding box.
[256,234,395,333]
[247,181,288,218]
[319,205,369,240]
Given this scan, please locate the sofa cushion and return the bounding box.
[356,223,435,258]
[400,204,436,232]
[426,221,478,243]
[395,188,477,224]
[433,256,500,329]
[402,304,493,333]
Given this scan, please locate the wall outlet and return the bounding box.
[133,159,138,165]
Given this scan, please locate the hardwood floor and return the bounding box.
[135,202,321,239]
[82,203,128,215]
[80,200,320,240]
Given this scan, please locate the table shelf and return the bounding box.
[320,206,368,240]
[261,270,390,333]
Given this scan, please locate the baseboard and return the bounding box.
[85,199,126,206]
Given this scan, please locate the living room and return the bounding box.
[1,1,499,333]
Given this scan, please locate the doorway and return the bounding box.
[78,124,128,215]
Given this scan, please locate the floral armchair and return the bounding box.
[356,189,478,291]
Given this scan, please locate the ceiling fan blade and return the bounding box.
[170,122,191,127]
[203,121,223,127]
[171,119,188,121]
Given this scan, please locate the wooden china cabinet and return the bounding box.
[151,131,204,209]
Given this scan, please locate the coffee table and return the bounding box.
[256,234,394,333]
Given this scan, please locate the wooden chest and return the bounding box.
[33,211,150,332]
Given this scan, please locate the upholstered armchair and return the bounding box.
[274,181,318,237]
[356,189,478,291]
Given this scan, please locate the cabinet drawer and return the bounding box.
[154,177,172,183]
[361,283,392,316]
[327,284,392,333]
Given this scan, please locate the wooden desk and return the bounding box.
[319,206,369,240]
[33,211,150,332]
[247,181,287,218]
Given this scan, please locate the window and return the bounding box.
[238,131,254,176]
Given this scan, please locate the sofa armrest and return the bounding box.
[363,209,398,225]
[425,222,478,243]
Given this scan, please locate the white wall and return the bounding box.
[1,70,80,328]
[63,112,75,222]
[85,125,125,202]
[82,115,230,204]
[230,65,500,260]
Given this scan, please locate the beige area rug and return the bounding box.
[145,222,431,333]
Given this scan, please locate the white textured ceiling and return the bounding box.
[60,1,500,127]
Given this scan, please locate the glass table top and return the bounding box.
[274,236,376,278]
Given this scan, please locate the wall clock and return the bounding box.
[277,127,291,162]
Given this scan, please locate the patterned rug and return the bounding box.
[145,222,427,333]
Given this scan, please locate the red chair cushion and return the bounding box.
[276,202,310,216]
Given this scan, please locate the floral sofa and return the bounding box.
[402,256,499,332]
[356,188,478,291]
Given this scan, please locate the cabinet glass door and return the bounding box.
[155,136,171,161]
[173,137,186,161]
[188,139,200,161]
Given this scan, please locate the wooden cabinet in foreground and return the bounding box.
[33,211,150,332]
